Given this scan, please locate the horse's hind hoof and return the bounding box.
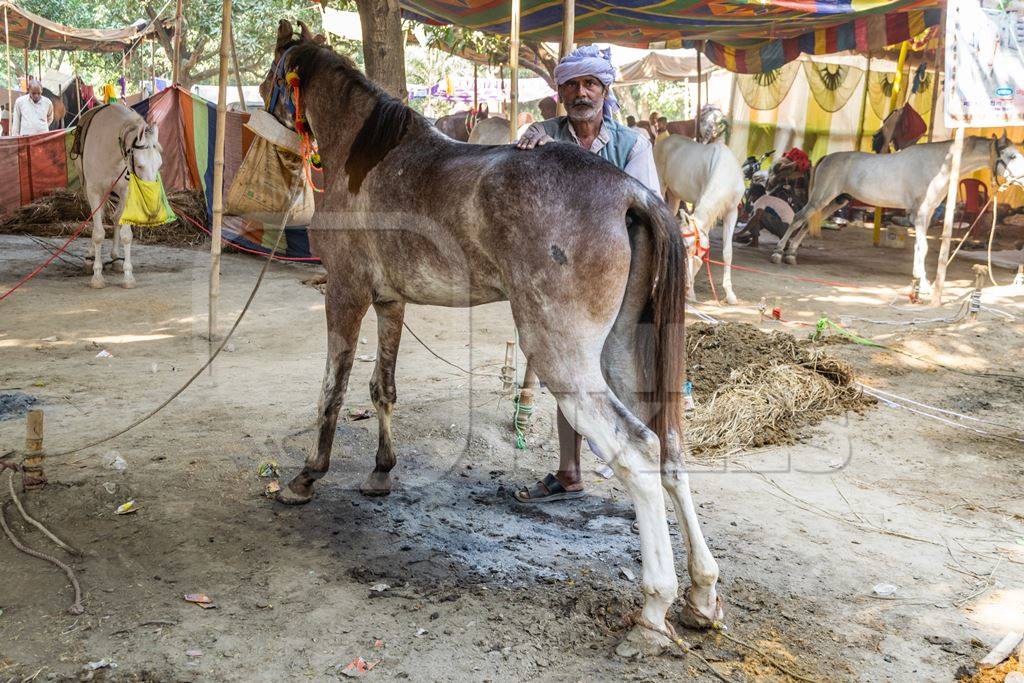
[769,252,783,264]
[122,277,136,289]
[783,254,797,266]
[679,587,725,630]
[615,623,674,659]
[360,471,392,497]
[725,292,738,306]
[276,479,316,505]
[89,276,106,289]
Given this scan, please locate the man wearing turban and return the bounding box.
[513,45,661,504]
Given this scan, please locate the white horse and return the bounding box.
[467,116,530,145]
[654,134,745,304]
[771,135,1024,292]
[74,104,163,289]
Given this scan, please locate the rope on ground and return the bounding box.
[400,321,499,378]
[0,172,125,302]
[7,470,80,556]
[13,184,302,460]
[715,629,819,683]
[0,494,83,615]
[813,317,1024,384]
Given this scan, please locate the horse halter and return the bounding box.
[267,44,300,125]
[119,129,157,178]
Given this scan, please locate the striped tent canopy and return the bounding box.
[402,0,942,74]
[0,0,169,53]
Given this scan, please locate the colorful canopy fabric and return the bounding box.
[401,0,942,73]
[0,1,169,53]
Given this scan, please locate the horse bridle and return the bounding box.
[267,44,300,127]
[119,129,157,178]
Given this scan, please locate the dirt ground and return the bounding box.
[1,223,1023,682]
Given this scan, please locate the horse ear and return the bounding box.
[277,19,293,48]
[298,20,314,42]
[149,123,159,139]
[313,34,327,45]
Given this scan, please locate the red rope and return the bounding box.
[177,211,320,263]
[702,255,719,304]
[1,173,125,302]
[705,258,859,289]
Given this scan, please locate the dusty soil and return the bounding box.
[1,224,1023,682]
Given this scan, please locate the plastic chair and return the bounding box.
[958,178,989,227]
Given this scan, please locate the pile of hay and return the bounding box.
[685,322,870,454]
[0,188,208,248]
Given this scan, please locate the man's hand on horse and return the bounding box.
[516,129,553,150]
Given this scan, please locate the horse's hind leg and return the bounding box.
[782,197,847,265]
[278,286,371,505]
[661,442,723,628]
[360,300,404,497]
[557,385,679,652]
[88,198,106,289]
[720,205,739,304]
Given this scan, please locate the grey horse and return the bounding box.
[771,135,1024,292]
[260,20,723,650]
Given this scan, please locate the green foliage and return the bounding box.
[623,80,695,121]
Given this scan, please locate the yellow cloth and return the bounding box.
[102,83,118,104]
[120,174,177,227]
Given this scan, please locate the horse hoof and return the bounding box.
[359,472,392,497]
[122,277,136,289]
[615,623,674,659]
[725,292,738,306]
[679,587,725,630]
[769,252,783,264]
[89,276,106,289]
[276,479,315,505]
[783,254,797,266]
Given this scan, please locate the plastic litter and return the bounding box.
[337,656,378,678]
[83,660,116,671]
[872,583,898,597]
[369,583,390,593]
[348,408,373,421]
[105,452,128,471]
[102,482,117,495]
[264,480,281,497]
[186,649,203,658]
[114,500,138,515]
[356,354,376,362]
[619,567,636,582]
[95,350,113,359]
[183,593,217,609]
[257,461,279,478]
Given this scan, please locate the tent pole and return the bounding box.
[926,14,945,143]
[554,0,574,116]
[872,40,909,247]
[22,48,27,85]
[209,0,231,364]
[854,56,871,151]
[228,21,246,109]
[172,0,183,84]
[151,38,157,94]
[508,0,520,142]
[931,126,965,306]
[694,42,703,140]
[4,6,11,118]
[472,63,477,113]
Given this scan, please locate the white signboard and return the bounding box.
[946,0,1024,127]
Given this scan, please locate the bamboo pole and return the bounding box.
[554,0,574,115]
[873,40,910,247]
[508,0,521,143]
[854,56,872,151]
[209,0,231,359]
[4,6,11,122]
[23,409,45,488]
[930,127,965,306]
[172,0,183,84]
[694,42,703,140]
[228,21,245,109]
[151,38,157,94]
[22,47,27,86]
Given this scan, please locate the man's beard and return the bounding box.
[567,97,601,122]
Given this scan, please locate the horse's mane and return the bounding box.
[286,40,416,195]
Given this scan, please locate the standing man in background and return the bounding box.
[11,80,53,136]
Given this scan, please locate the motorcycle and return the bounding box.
[739,149,774,222]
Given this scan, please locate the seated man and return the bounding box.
[513,45,660,503]
[735,187,794,246]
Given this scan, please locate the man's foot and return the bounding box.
[513,472,585,504]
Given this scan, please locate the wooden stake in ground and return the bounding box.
[208,0,232,359]
[931,126,966,306]
[22,409,45,488]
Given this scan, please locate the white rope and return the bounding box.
[860,383,1024,433]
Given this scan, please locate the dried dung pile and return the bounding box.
[0,188,208,248]
[685,322,870,454]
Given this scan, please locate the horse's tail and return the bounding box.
[618,189,687,462]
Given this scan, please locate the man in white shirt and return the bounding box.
[11,80,53,136]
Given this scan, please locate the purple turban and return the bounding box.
[553,45,619,119]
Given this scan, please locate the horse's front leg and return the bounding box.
[911,202,933,295]
[360,300,405,496]
[119,224,135,288]
[278,285,371,505]
[720,206,739,304]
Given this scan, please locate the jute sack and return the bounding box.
[226,110,314,225]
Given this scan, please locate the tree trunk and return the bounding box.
[355,0,407,101]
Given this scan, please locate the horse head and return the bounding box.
[994,133,1024,185]
[129,124,163,183]
[260,19,328,132]
[698,105,728,144]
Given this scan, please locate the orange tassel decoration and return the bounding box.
[286,71,323,193]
